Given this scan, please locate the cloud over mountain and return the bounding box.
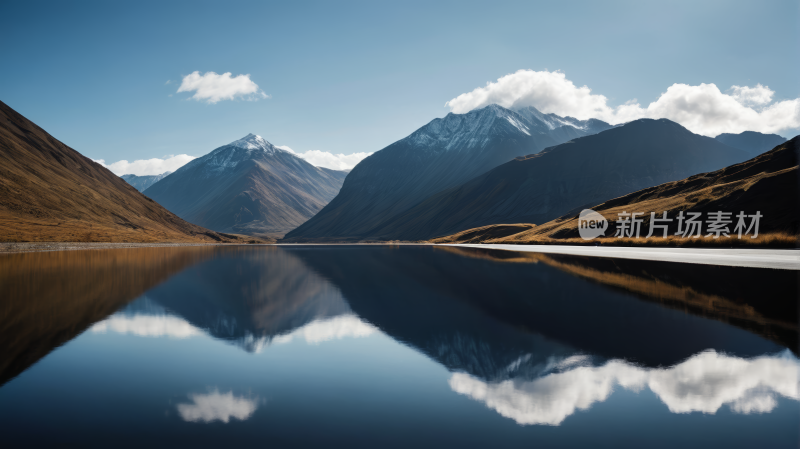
[277,145,371,170]
[446,70,800,136]
[177,71,269,104]
[93,154,197,176]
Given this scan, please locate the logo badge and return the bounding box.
[578,209,608,240]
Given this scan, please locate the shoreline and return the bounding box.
[2,242,798,270]
[445,243,800,271]
[0,242,235,254]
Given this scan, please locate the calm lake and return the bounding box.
[1,245,798,448]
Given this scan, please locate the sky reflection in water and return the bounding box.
[0,245,797,448]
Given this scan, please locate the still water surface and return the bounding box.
[0,245,798,448]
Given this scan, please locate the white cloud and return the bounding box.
[277,145,371,171]
[177,71,269,104]
[177,390,259,423]
[94,154,197,176]
[449,350,800,426]
[445,69,800,136]
[91,314,203,339]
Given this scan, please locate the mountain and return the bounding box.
[361,119,750,241]
[455,136,798,245]
[121,171,171,192]
[144,134,349,239]
[0,100,247,243]
[715,131,787,157]
[283,104,611,241]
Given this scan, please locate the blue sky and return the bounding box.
[1,0,798,173]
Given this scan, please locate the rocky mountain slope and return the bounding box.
[359,118,750,241]
[121,171,171,192]
[284,104,611,241]
[0,100,246,243]
[144,134,348,239]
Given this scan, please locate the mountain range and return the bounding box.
[714,131,787,157]
[444,136,797,245]
[287,116,749,241]
[144,134,348,239]
[284,104,611,241]
[0,100,248,243]
[121,171,171,192]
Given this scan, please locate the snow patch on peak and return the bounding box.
[230,133,276,152]
[513,106,589,131]
[407,104,535,151]
[504,116,531,136]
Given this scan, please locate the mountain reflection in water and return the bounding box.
[0,245,798,446]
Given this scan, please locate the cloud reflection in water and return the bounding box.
[176,390,259,423]
[91,314,202,339]
[272,314,378,345]
[449,350,800,426]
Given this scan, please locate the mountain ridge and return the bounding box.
[284,104,612,241]
[346,118,750,241]
[121,171,171,192]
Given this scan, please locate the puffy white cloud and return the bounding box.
[177,390,259,423]
[278,145,371,171]
[446,69,800,136]
[177,71,268,104]
[449,350,800,426]
[272,314,378,345]
[93,154,197,176]
[91,314,203,338]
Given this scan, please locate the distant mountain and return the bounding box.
[467,136,797,244]
[283,104,611,241]
[121,171,171,192]
[360,119,750,241]
[0,100,245,243]
[715,131,787,157]
[144,134,348,239]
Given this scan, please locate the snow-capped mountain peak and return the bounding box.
[229,133,284,153]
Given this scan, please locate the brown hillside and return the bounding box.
[0,100,255,243]
[430,223,536,244]
[435,136,798,247]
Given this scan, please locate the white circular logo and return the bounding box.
[578,209,608,240]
